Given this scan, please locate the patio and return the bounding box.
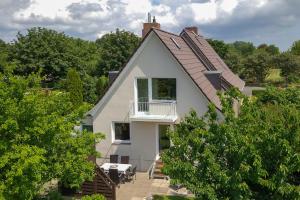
[116,172,192,200]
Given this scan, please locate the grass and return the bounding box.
[153,195,195,200]
[265,68,284,83]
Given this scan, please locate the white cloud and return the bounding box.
[0,0,299,50]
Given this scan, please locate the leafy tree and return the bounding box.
[66,68,83,106]
[258,43,280,55]
[9,27,101,82]
[0,73,104,199]
[96,29,141,75]
[230,41,256,56]
[96,75,109,97]
[207,39,229,59]
[162,87,300,199]
[82,73,98,104]
[272,52,300,84]
[224,47,244,75]
[291,40,300,56]
[81,194,106,200]
[243,50,271,83]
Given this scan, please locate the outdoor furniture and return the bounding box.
[128,166,137,183]
[109,168,124,186]
[110,154,118,163]
[120,156,129,164]
[100,163,132,175]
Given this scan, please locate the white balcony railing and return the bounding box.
[130,101,177,122]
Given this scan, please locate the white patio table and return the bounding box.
[100,163,132,174]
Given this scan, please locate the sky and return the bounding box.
[0,0,299,50]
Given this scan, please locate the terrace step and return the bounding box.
[152,159,168,179]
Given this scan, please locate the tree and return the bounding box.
[230,41,256,56]
[66,68,83,106]
[272,52,300,84]
[291,40,300,56]
[96,29,141,75]
[82,73,98,104]
[0,73,104,199]
[162,87,300,199]
[258,43,280,55]
[207,39,229,59]
[242,50,271,83]
[9,27,101,82]
[96,75,109,97]
[224,47,244,75]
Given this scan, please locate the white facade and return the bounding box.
[89,32,217,171]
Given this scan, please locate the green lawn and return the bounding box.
[153,195,194,200]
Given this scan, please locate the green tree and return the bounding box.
[0,73,104,199]
[82,73,98,104]
[243,50,271,83]
[207,39,229,59]
[96,75,109,97]
[258,43,280,55]
[66,68,83,106]
[291,40,300,56]
[272,52,300,84]
[230,41,256,56]
[162,87,300,199]
[224,47,244,75]
[9,27,101,82]
[96,29,141,75]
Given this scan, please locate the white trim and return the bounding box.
[111,122,131,144]
[87,31,155,117]
[155,124,159,160]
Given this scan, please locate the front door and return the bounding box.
[158,124,170,153]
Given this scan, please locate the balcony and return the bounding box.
[130,101,178,122]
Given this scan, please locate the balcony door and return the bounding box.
[137,78,149,112]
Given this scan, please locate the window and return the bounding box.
[82,124,93,132]
[152,78,176,101]
[113,122,130,142]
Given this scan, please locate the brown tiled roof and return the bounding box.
[181,29,245,90]
[90,27,245,115]
[153,29,222,109]
[153,28,245,109]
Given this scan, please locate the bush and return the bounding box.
[81,194,106,200]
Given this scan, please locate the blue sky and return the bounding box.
[0,0,299,50]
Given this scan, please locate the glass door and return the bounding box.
[137,78,149,112]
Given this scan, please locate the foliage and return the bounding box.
[66,68,83,106]
[207,39,229,59]
[0,73,104,199]
[96,29,140,75]
[162,87,300,199]
[258,44,280,55]
[96,75,109,97]
[224,47,244,75]
[265,69,284,84]
[243,49,271,83]
[9,27,101,81]
[230,41,256,56]
[291,40,300,56]
[272,52,300,84]
[153,195,194,200]
[82,73,98,104]
[80,194,106,200]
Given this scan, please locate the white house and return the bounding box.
[83,20,245,172]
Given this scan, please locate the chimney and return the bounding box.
[142,13,160,38]
[185,26,198,35]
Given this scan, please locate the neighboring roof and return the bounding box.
[88,27,245,116]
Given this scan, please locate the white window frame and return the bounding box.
[134,77,177,104]
[111,122,131,144]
